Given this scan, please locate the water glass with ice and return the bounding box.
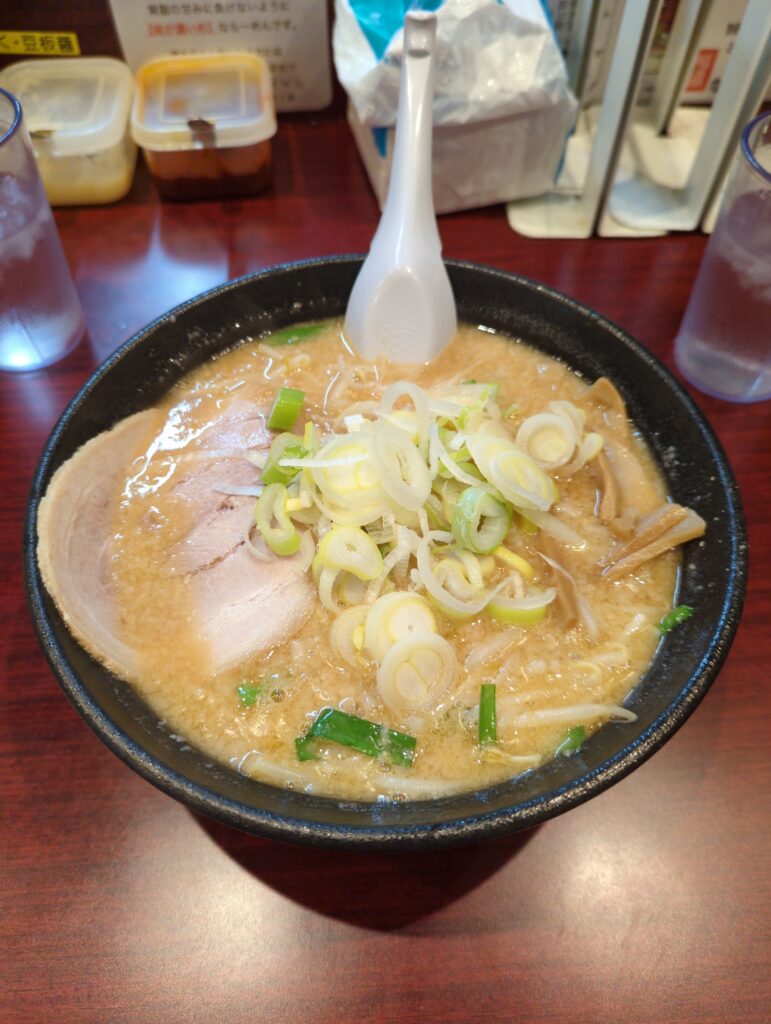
[674,110,771,403]
[0,87,85,372]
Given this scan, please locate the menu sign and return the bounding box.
[108,0,332,111]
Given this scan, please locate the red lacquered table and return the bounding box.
[2,116,769,1024]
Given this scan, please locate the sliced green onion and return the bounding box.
[364,591,436,663]
[516,412,577,469]
[261,433,307,486]
[267,323,325,346]
[452,486,513,554]
[370,420,431,512]
[424,493,449,531]
[454,384,499,427]
[317,524,383,581]
[658,605,694,635]
[268,387,305,431]
[237,682,262,708]
[466,434,557,512]
[303,419,319,452]
[437,477,464,523]
[449,451,484,482]
[487,587,555,626]
[294,707,416,766]
[255,483,301,555]
[492,545,535,579]
[329,605,369,667]
[478,683,497,745]
[311,433,385,510]
[555,725,586,757]
[377,634,457,716]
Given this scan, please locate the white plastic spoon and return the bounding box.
[344,10,457,363]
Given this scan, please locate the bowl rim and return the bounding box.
[23,256,747,850]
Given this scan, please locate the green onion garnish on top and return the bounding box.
[452,486,513,555]
[268,323,325,346]
[658,605,694,635]
[237,682,263,708]
[478,683,497,745]
[268,387,305,431]
[555,725,585,757]
[295,707,416,767]
[261,432,307,487]
[255,483,301,556]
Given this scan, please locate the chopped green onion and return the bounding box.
[268,387,305,431]
[424,494,450,531]
[261,433,307,487]
[658,605,694,635]
[267,323,325,346]
[492,545,535,579]
[555,725,586,757]
[317,524,383,581]
[487,588,554,626]
[295,740,316,761]
[294,707,416,766]
[450,450,484,480]
[452,485,513,554]
[478,683,497,745]
[255,483,301,556]
[237,682,262,708]
[302,419,319,452]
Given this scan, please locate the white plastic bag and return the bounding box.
[333,0,577,212]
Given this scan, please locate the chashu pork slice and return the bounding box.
[168,458,262,575]
[37,410,160,679]
[37,406,316,681]
[192,541,314,672]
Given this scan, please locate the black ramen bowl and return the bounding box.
[24,258,747,850]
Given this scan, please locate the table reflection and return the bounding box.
[75,202,230,364]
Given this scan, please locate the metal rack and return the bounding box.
[507,0,771,238]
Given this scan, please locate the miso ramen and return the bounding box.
[37,322,705,800]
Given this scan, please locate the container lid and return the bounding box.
[131,52,276,152]
[0,57,134,157]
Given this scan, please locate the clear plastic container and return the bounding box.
[0,58,136,206]
[131,52,277,201]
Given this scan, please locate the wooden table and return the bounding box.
[2,116,769,1024]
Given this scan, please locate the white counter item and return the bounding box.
[0,57,136,206]
[334,0,577,214]
[130,52,277,201]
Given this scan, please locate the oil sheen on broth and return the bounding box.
[110,323,680,801]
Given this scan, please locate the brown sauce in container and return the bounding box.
[145,141,273,200]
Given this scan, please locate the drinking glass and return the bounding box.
[674,110,771,403]
[0,87,85,372]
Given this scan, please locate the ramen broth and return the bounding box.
[109,323,678,800]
